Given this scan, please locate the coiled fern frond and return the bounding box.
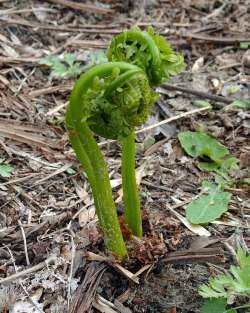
[107,26,185,86]
[79,66,158,140]
[66,62,157,256]
[66,27,185,257]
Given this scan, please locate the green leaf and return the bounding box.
[0,164,13,178]
[201,180,215,192]
[240,42,250,49]
[201,298,227,313]
[214,175,232,189]
[194,100,211,108]
[199,284,227,299]
[63,53,77,66]
[39,55,60,67]
[220,157,239,172]
[232,99,250,109]
[89,51,108,66]
[228,85,241,95]
[52,62,68,76]
[186,190,231,224]
[40,55,67,76]
[178,131,228,164]
[242,178,250,185]
[178,131,239,184]
[66,167,76,175]
[39,53,82,78]
[199,248,250,302]
[65,63,81,77]
[199,162,220,172]
[141,135,155,151]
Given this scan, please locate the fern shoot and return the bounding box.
[66,62,156,257]
[107,27,185,237]
[66,27,184,257]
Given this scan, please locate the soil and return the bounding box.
[0,0,250,312]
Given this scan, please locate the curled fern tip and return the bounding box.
[107,26,185,86]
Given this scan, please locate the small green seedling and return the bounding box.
[0,158,13,178]
[228,85,241,95]
[40,53,82,78]
[199,247,250,300]
[240,42,250,49]
[89,51,108,66]
[194,100,212,108]
[232,99,250,109]
[201,298,237,313]
[66,27,185,257]
[200,248,250,313]
[178,131,239,224]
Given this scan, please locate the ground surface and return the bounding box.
[0,0,250,312]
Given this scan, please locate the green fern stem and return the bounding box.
[121,131,142,237]
[66,27,185,257]
[68,119,127,257]
[66,60,157,256]
[65,62,143,258]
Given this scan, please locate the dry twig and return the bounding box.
[0,255,57,284]
[46,0,112,14]
[69,262,106,313]
[18,220,30,266]
[161,84,234,104]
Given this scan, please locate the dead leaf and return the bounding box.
[78,206,96,227]
[191,57,204,73]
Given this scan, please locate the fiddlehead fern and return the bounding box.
[82,65,158,140]
[67,27,184,255]
[66,62,157,257]
[107,27,185,237]
[107,26,185,86]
